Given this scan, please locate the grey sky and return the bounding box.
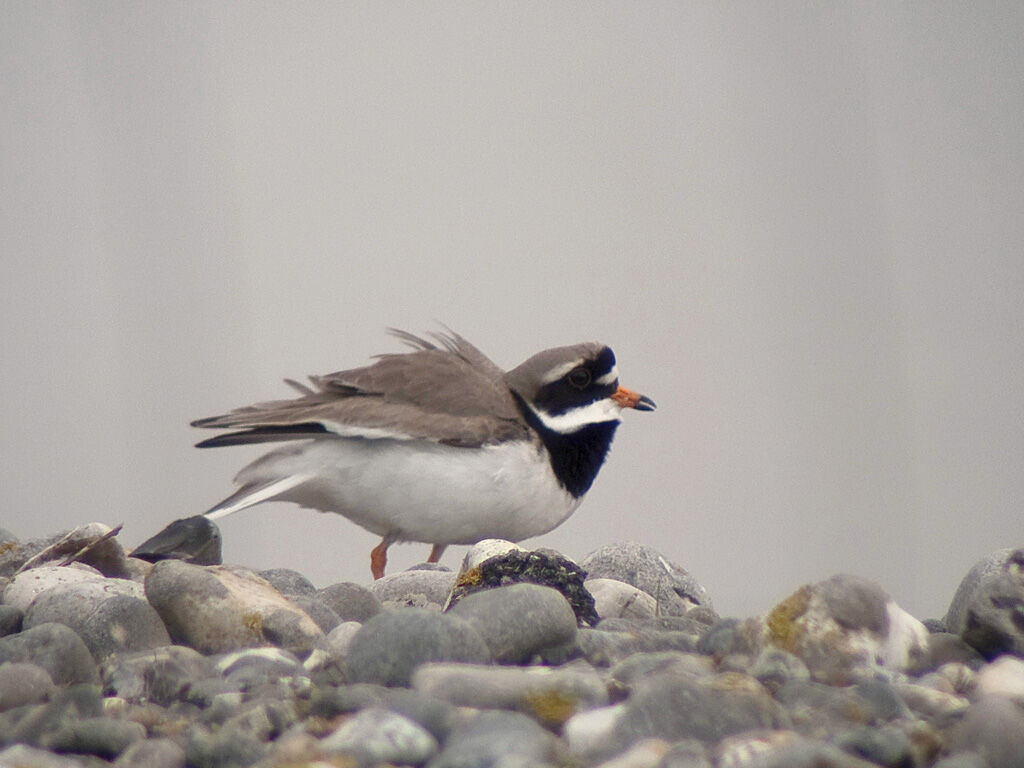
[3,3,1022,618]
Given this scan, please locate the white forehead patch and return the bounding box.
[526,396,623,434]
[595,365,619,386]
[537,359,585,386]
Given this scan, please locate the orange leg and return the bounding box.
[370,538,392,580]
[427,544,447,563]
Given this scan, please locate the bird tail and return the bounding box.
[204,474,312,520]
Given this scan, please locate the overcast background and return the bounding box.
[3,3,1022,619]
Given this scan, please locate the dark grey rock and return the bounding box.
[343,608,491,686]
[320,706,439,764]
[849,678,911,723]
[370,569,457,609]
[834,725,914,768]
[100,645,213,705]
[447,583,577,663]
[0,603,24,637]
[316,581,383,623]
[695,617,757,660]
[219,699,297,743]
[0,621,98,685]
[427,710,560,768]
[952,694,1024,768]
[0,662,55,712]
[257,568,316,596]
[946,548,1024,659]
[131,515,222,566]
[580,542,714,616]
[184,725,266,768]
[449,548,598,627]
[113,737,186,768]
[44,716,146,759]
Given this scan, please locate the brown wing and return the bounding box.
[192,330,529,448]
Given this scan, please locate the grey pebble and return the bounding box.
[283,594,341,632]
[412,662,608,725]
[580,542,714,617]
[6,683,104,749]
[4,565,105,612]
[316,581,383,622]
[144,560,323,656]
[343,608,491,686]
[320,705,439,764]
[370,569,457,609]
[113,737,186,768]
[951,693,1024,768]
[77,594,172,659]
[578,627,698,667]
[44,716,147,759]
[833,725,914,768]
[0,621,98,685]
[0,662,55,711]
[100,644,212,705]
[448,583,578,663]
[428,710,560,768]
[256,567,317,596]
[0,744,93,768]
[587,577,658,620]
[183,725,266,768]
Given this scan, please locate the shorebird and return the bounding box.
[192,329,655,578]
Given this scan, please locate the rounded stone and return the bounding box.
[113,737,187,768]
[430,710,559,768]
[447,582,578,663]
[370,569,456,609]
[100,644,212,705]
[343,608,490,686]
[144,560,324,655]
[320,706,439,764]
[3,565,105,612]
[44,716,147,759]
[316,581,383,622]
[257,568,317,597]
[0,621,98,685]
[580,542,714,616]
[0,662,55,711]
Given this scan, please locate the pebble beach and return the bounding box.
[1,522,1023,768]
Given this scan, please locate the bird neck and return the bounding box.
[512,393,621,498]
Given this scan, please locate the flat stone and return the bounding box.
[412,662,608,726]
[316,581,382,622]
[0,662,55,711]
[0,744,92,768]
[319,706,439,764]
[44,716,147,759]
[447,583,578,663]
[577,627,699,666]
[580,542,714,617]
[429,709,560,768]
[343,608,491,687]
[144,560,324,655]
[0,622,98,685]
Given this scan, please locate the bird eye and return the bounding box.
[567,367,591,389]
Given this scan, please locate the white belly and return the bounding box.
[235,437,582,545]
